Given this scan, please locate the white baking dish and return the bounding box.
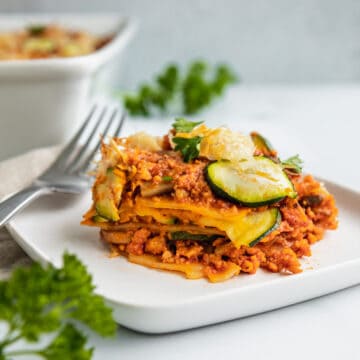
[0,14,136,161]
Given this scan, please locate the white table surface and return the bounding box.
[5,85,360,359]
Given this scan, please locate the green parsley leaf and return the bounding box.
[182,61,237,114]
[123,60,237,117]
[281,154,303,174]
[0,253,116,359]
[172,118,203,133]
[124,64,180,116]
[156,64,179,94]
[27,25,46,36]
[39,324,93,360]
[181,61,211,115]
[212,65,238,95]
[173,136,202,162]
[162,176,173,182]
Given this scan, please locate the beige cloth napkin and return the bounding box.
[0,146,60,278]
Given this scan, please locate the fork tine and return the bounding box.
[101,107,119,140]
[114,111,127,137]
[65,106,108,173]
[74,108,123,174]
[50,104,97,169]
[69,107,116,174]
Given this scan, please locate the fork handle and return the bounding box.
[0,186,51,228]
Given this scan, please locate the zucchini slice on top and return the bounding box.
[205,157,296,207]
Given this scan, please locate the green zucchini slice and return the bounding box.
[93,168,125,221]
[250,132,277,158]
[94,183,120,221]
[92,215,109,223]
[247,208,281,247]
[205,158,296,207]
[170,210,281,248]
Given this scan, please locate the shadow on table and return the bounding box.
[90,283,360,359]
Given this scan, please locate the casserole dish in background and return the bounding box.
[0,14,136,161]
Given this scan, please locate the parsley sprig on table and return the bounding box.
[0,253,116,360]
[124,60,237,116]
[182,62,237,115]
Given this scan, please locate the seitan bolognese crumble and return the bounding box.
[82,119,338,282]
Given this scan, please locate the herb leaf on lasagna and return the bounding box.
[281,154,303,174]
[172,118,203,133]
[173,136,202,162]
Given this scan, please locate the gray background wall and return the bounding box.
[1,0,359,88]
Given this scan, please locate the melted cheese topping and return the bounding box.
[175,124,255,162]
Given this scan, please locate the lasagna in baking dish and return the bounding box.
[82,119,338,282]
[0,24,110,60]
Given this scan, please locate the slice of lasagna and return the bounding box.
[82,119,338,282]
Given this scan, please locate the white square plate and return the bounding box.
[6,180,360,334]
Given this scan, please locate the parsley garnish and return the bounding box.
[182,62,237,114]
[123,60,237,116]
[173,136,202,162]
[0,253,116,359]
[162,175,173,182]
[27,25,46,36]
[281,154,303,174]
[172,118,203,133]
[124,65,179,116]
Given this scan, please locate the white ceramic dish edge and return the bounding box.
[0,14,137,160]
[0,14,137,76]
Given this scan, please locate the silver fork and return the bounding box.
[0,103,125,228]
